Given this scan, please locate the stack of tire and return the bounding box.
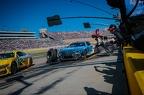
[46,48,58,64]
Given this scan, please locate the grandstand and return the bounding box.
[45,31,94,40]
[0,28,114,52]
[44,29,114,40]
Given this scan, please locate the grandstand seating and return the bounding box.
[0,38,67,51]
[0,30,111,51]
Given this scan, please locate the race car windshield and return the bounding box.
[69,42,85,47]
[0,52,14,59]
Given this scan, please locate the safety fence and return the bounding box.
[123,45,144,95]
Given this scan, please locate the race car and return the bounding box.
[0,51,33,77]
[46,41,97,64]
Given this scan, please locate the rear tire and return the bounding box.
[27,58,33,67]
[30,58,33,65]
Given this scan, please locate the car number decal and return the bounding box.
[18,58,23,66]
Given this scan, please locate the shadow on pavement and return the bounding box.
[94,47,129,95]
[111,47,130,95]
[0,75,32,95]
[84,87,110,95]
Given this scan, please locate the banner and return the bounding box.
[125,0,144,17]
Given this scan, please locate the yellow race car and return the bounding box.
[0,51,33,77]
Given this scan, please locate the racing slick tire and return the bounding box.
[30,57,33,66]
[11,62,17,74]
[46,49,58,64]
[27,57,33,67]
[72,52,80,61]
[83,49,88,59]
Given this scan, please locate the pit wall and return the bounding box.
[23,48,47,54]
[23,45,67,54]
[123,45,144,95]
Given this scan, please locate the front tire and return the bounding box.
[72,52,80,61]
[11,62,17,74]
[83,49,88,59]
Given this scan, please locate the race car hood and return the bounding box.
[59,46,85,53]
[0,58,15,65]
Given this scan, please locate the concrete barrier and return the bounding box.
[23,48,47,54]
[123,45,144,95]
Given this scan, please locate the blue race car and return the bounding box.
[46,41,97,64]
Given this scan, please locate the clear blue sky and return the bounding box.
[0,0,119,38]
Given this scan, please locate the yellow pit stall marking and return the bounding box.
[84,54,96,60]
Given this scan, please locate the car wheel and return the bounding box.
[72,52,79,61]
[46,49,58,64]
[27,58,33,67]
[59,55,64,62]
[83,49,87,59]
[11,62,17,74]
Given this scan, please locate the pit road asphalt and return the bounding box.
[0,48,129,95]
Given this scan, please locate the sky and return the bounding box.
[0,0,120,38]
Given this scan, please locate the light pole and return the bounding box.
[70,0,121,26]
[47,1,120,27]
